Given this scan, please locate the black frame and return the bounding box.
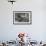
[13,11,32,25]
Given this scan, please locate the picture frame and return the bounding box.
[13,11,32,25]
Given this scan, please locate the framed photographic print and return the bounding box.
[13,11,32,25]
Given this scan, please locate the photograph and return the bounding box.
[13,11,32,25]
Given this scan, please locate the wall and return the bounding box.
[0,0,46,41]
